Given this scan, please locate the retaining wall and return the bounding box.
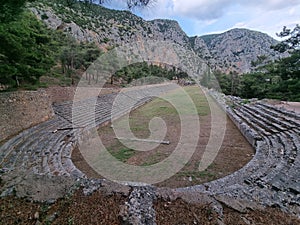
[0,90,54,142]
[208,90,259,147]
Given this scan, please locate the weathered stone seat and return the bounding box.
[0,83,178,180]
[181,90,300,215]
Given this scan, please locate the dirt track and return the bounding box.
[72,87,254,188]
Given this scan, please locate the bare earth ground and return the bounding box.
[73,86,254,188]
[73,115,254,188]
[1,86,300,224]
[0,189,299,225]
[272,101,300,114]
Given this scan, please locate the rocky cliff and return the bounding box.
[29,0,283,75]
[199,28,281,73]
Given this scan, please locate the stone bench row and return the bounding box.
[0,116,86,179]
[185,90,300,215]
[53,84,177,128]
[257,102,300,121]
[0,84,178,182]
[0,117,69,167]
[230,101,299,201]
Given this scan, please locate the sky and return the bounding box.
[103,0,300,40]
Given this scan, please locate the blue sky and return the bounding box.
[104,0,300,40]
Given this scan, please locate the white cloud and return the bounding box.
[227,5,300,39]
[170,0,300,21]
[124,0,300,39]
[141,0,174,19]
[172,0,234,20]
[247,0,300,10]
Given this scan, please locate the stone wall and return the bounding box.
[208,90,258,147]
[0,90,54,142]
[45,86,120,103]
[45,86,76,103]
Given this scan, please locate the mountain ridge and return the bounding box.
[29,0,284,75]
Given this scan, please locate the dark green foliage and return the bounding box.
[41,13,49,20]
[0,0,28,23]
[0,3,102,90]
[250,55,269,68]
[60,39,101,84]
[114,62,188,84]
[213,50,300,101]
[238,72,272,99]
[204,70,241,96]
[33,0,148,37]
[0,11,56,88]
[272,25,300,52]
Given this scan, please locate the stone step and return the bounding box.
[246,104,298,129]
[0,118,67,169]
[0,118,62,164]
[256,102,300,122]
[232,108,271,136]
[242,105,288,132]
[36,131,71,175]
[239,107,281,134]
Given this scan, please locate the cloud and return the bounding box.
[172,0,234,20]
[247,0,300,10]
[171,0,300,21]
[132,0,300,39]
[226,4,300,39]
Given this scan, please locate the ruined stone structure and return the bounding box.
[0,84,178,201]
[177,91,300,216]
[0,90,54,142]
[0,85,299,224]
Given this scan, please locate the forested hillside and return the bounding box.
[0,0,101,90]
[0,0,299,101]
[202,26,300,101]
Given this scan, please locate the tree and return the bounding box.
[60,38,101,84]
[126,0,152,9]
[98,0,153,9]
[0,0,27,23]
[0,12,56,88]
[272,24,300,52]
[62,0,154,9]
[228,24,300,101]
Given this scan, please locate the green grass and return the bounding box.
[100,86,210,164]
[114,86,209,130]
[141,151,166,166]
[108,147,136,163]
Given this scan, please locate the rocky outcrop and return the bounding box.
[149,19,191,48]
[29,1,285,76]
[198,28,282,73]
[190,36,212,59]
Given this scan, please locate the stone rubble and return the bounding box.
[190,90,300,217]
[119,186,156,225]
[0,85,299,223]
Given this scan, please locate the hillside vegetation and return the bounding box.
[201,25,300,101]
[29,0,282,74]
[0,2,101,90]
[0,0,299,101]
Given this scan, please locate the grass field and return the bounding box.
[99,86,210,164]
[85,85,254,187]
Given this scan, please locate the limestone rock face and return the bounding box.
[30,2,285,75]
[149,19,191,48]
[190,36,215,66]
[199,28,282,73]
